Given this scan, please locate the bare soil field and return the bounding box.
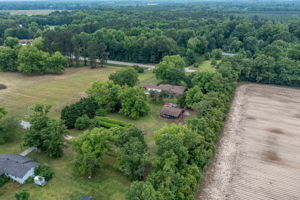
[198,83,300,200]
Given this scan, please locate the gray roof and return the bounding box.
[0,154,39,178]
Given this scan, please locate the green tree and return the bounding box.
[109,67,139,87]
[0,46,18,71]
[0,107,19,144]
[87,81,121,112]
[17,45,49,74]
[73,128,114,178]
[24,104,67,158]
[154,55,186,85]
[115,127,148,180]
[4,37,19,48]
[126,181,157,200]
[119,86,150,119]
[46,51,66,74]
[185,86,204,108]
[74,114,91,130]
[61,97,99,128]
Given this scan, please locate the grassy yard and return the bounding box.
[0,66,170,200]
[0,66,118,119]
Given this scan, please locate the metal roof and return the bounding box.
[0,154,39,178]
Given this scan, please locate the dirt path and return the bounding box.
[197,83,300,200]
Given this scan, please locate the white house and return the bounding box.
[0,154,39,184]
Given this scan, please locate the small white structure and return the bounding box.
[34,176,46,186]
[20,120,31,130]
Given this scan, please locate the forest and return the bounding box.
[0,1,300,200]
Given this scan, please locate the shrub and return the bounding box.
[0,84,7,90]
[132,65,145,73]
[0,175,9,187]
[96,108,107,116]
[91,117,131,129]
[75,115,91,130]
[34,165,54,181]
[61,97,99,128]
[15,190,29,200]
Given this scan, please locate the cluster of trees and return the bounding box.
[24,104,67,158]
[0,37,66,74]
[73,126,148,180]
[87,80,149,119]
[125,55,237,199]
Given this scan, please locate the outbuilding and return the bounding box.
[160,104,184,119]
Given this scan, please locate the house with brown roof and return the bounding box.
[160,103,184,119]
[19,39,34,46]
[143,84,187,96]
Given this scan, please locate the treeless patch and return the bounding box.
[263,150,281,162]
[268,128,284,134]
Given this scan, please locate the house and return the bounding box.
[0,154,39,184]
[160,103,184,119]
[143,84,162,93]
[143,84,187,96]
[159,84,187,96]
[18,39,34,46]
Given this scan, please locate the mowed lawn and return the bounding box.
[0,66,171,200]
[0,66,119,119]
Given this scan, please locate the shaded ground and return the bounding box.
[198,83,300,200]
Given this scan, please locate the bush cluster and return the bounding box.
[61,97,100,128]
[34,165,54,182]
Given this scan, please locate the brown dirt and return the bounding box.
[197,83,300,200]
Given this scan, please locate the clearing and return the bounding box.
[198,83,300,200]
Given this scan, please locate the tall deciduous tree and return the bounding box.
[109,67,139,87]
[24,104,67,158]
[115,127,148,180]
[119,86,150,119]
[154,55,186,85]
[87,81,121,112]
[72,128,114,178]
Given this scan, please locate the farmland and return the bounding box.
[198,83,300,200]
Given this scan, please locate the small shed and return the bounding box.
[34,176,46,186]
[20,121,31,130]
[160,105,184,119]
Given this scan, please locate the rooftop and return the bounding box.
[0,154,39,178]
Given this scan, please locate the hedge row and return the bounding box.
[91,116,131,129]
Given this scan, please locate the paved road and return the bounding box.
[107,60,155,69]
[77,57,197,72]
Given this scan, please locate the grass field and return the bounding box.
[0,66,170,200]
